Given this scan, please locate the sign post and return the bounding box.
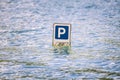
[53,23,71,47]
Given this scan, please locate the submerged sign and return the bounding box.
[53,23,71,47]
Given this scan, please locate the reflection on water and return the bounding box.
[53,46,71,54]
[0,0,120,79]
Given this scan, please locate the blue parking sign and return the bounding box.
[53,23,71,47]
[55,26,69,39]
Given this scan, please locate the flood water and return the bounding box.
[0,0,120,79]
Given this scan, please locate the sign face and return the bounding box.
[53,23,71,47]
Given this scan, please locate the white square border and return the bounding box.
[52,23,71,46]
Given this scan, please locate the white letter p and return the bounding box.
[58,28,65,38]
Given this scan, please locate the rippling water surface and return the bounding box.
[0,0,120,79]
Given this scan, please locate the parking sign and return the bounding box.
[53,23,71,47]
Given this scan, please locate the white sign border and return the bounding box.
[52,23,71,46]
